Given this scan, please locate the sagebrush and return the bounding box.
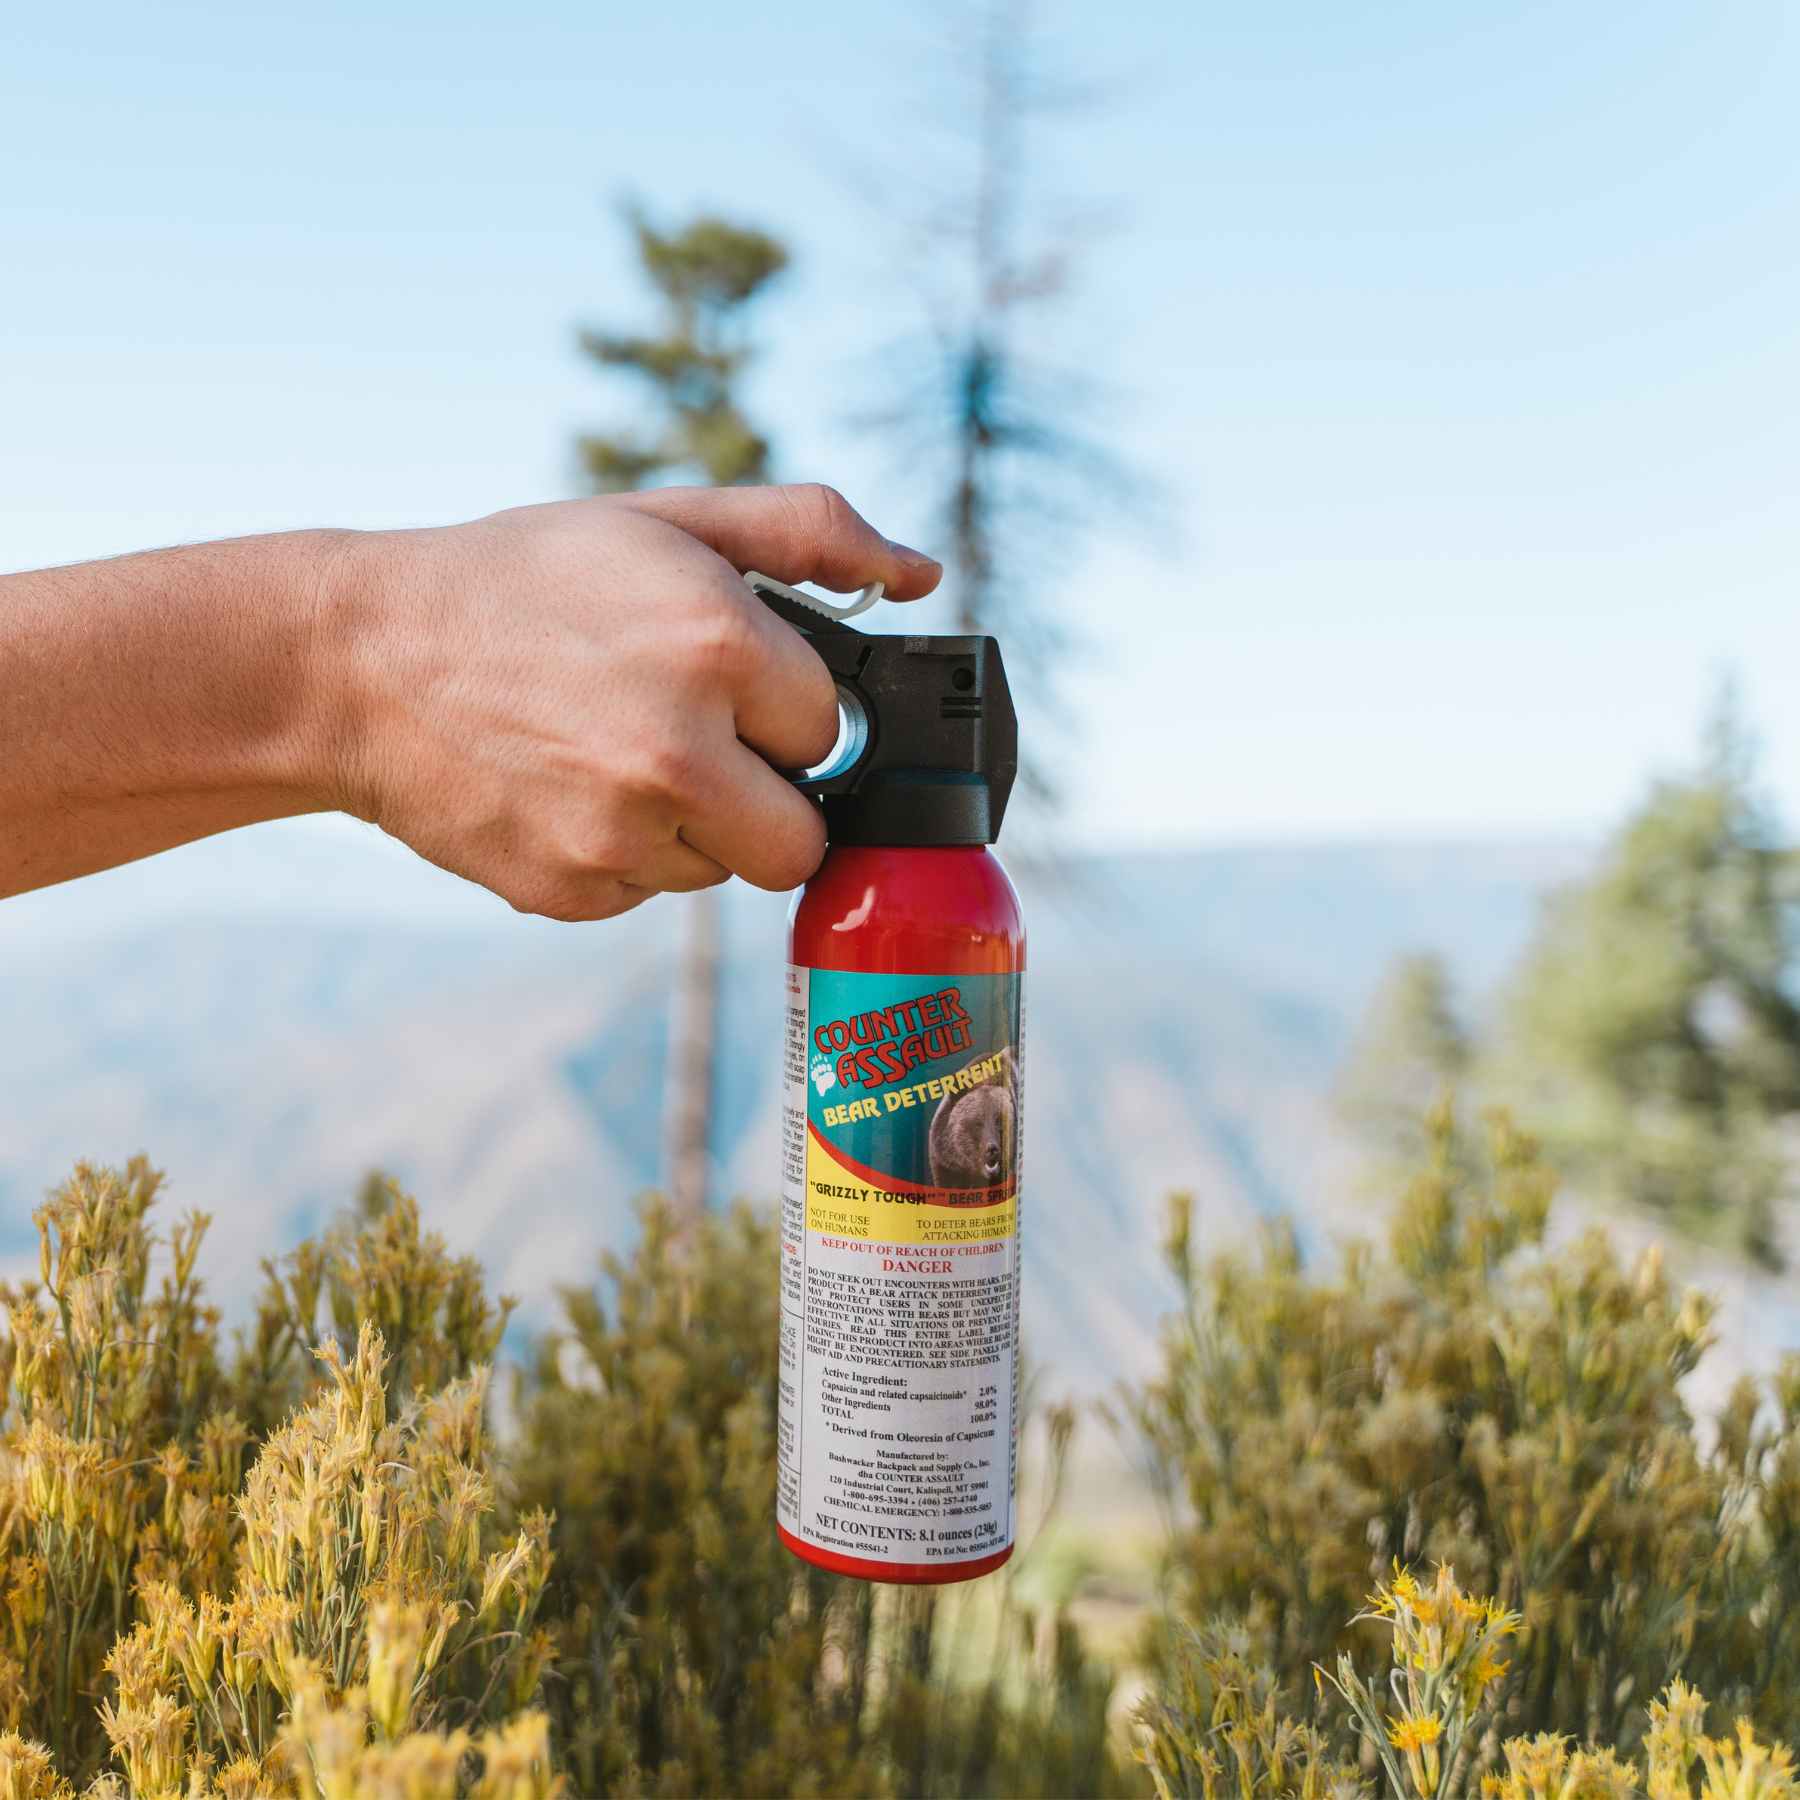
[1125,1106,1800,1764]
[0,1163,1126,1797]
[1139,1563,1800,1799]
[0,1161,555,1796]
[6,1104,1799,1796]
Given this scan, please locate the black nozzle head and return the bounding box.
[752,581,1018,848]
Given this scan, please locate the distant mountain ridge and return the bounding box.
[0,825,1587,1388]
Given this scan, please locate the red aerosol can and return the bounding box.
[751,577,1023,1584]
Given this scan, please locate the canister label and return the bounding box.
[777,966,1024,1572]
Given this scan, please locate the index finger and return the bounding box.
[611,482,943,602]
[727,580,841,770]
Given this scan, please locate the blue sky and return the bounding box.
[4,0,1798,858]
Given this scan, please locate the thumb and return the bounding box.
[610,483,943,601]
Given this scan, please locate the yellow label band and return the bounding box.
[805,1136,1016,1247]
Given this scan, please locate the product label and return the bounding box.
[777,965,1023,1571]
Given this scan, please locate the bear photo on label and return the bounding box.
[928,1047,1019,1189]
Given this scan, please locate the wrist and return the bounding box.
[0,527,403,899]
[300,526,397,823]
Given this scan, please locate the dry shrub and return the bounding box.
[1139,1565,1800,1799]
[508,1197,1131,1798]
[2,1167,1124,1797]
[1126,1106,1800,1768]
[0,1165,554,1796]
[0,1161,235,1774]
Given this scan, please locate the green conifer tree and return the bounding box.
[1495,694,1800,1264]
[1336,952,1471,1161]
[577,209,788,492]
[575,209,791,1224]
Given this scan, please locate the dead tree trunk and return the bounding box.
[662,886,720,1226]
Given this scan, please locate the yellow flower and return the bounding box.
[470,1711,561,1800]
[367,1599,430,1742]
[1388,1714,1445,1753]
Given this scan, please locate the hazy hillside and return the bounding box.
[0,823,1585,1389]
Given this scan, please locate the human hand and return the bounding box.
[323,484,941,921]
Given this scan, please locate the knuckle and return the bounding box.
[507,877,625,924]
[788,481,852,543]
[755,814,826,892]
[682,590,757,679]
[796,668,839,765]
[540,895,596,924]
[629,733,705,805]
[571,818,648,878]
[510,810,649,916]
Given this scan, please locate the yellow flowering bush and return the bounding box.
[1136,1619,1363,1800]
[0,1161,238,1774]
[235,1175,515,1434]
[508,1197,1130,1798]
[1483,1699,1800,1800]
[1319,1565,1520,1798]
[16,1091,1798,1798]
[1126,1107,1800,1758]
[96,1323,553,1792]
[1140,1567,1800,1800]
[2,1165,1124,1796]
[0,1166,555,1796]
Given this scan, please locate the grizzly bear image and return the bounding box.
[928,1048,1019,1189]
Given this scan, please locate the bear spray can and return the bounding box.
[750,575,1023,1584]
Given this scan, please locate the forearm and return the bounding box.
[0,486,938,917]
[0,531,352,897]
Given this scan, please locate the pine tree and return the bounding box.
[1336,952,1471,1161]
[861,0,1141,822]
[576,210,788,493]
[1495,694,1800,1264]
[575,209,791,1224]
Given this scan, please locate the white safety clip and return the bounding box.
[744,570,884,623]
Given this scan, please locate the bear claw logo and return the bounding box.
[809,1056,837,1096]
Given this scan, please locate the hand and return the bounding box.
[326,484,942,921]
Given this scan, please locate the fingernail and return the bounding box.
[886,538,941,570]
